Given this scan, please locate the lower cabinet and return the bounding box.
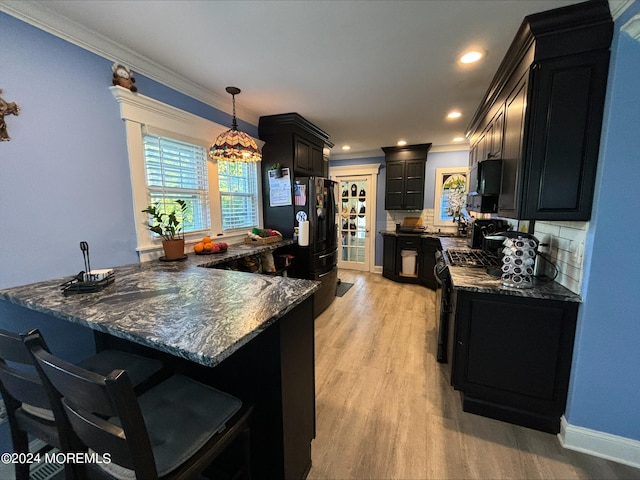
[381,234,440,290]
[451,290,578,433]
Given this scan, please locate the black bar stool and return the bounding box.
[26,330,252,480]
[0,328,165,480]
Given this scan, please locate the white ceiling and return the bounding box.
[3,0,587,158]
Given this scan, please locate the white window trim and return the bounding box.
[433,166,469,227]
[110,86,263,261]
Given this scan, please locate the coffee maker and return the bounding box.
[467,219,509,248]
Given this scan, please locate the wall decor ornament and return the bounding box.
[0,89,20,141]
[111,63,137,92]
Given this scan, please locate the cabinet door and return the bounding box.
[522,51,610,220]
[489,107,504,159]
[385,161,405,210]
[419,238,441,290]
[294,136,312,175]
[498,74,528,218]
[403,159,426,209]
[382,235,397,279]
[453,291,578,432]
[311,145,324,178]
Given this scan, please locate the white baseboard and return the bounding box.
[559,415,640,468]
[373,265,383,274]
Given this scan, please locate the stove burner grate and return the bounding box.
[446,249,501,268]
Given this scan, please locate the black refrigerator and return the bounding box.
[293,177,338,316]
[263,175,338,317]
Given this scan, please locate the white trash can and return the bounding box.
[400,250,418,276]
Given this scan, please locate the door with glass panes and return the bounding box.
[337,178,371,271]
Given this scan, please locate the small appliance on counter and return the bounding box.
[468,218,509,248]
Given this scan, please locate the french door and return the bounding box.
[335,177,372,272]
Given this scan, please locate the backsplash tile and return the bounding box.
[534,221,587,294]
[385,209,458,235]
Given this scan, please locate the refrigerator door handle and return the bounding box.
[318,269,334,278]
[318,252,334,259]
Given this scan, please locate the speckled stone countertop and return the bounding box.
[439,237,581,303]
[379,230,459,239]
[0,239,319,367]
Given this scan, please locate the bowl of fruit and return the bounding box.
[193,236,228,255]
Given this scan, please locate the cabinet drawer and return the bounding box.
[398,238,420,249]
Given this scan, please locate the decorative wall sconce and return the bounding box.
[0,89,20,141]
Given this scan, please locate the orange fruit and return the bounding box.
[194,242,205,253]
[204,242,214,252]
[202,236,212,244]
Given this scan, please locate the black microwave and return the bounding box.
[468,159,502,195]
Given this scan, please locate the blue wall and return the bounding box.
[565,1,640,440]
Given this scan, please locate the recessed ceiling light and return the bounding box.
[397,140,407,146]
[341,145,351,151]
[447,111,462,119]
[460,50,484,64]
[453,137,465,142]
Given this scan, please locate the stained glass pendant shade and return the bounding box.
[210,86,262,162]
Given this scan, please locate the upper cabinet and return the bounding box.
[383,143,432,210]
[259,113,333,178]
[466,0,613,221]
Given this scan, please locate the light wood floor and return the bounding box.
[307,270,640,480]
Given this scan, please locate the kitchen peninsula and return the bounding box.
[0,242,319,479]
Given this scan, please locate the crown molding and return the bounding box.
[0,0,259,125]
[609,0,634,20]
[621,14,640,41]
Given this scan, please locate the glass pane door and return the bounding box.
[338,178,370,271]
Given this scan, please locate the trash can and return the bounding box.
[400,250,418,276]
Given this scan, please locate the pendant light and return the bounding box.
[209,86,262,162]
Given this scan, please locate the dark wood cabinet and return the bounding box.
[467,0,613,221]
[383,144,431,210]
[382,234,397,278]
[259,113,333,237]
[450,290,578,433]
[259,113,332,180]
[381,233,441,290]
[294,135,325,177]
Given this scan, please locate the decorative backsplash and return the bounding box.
[385,209,458,235]
[533,221,587,295]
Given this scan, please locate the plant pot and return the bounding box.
[162,239,185,260]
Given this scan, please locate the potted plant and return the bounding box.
[141,199,189,260]
[269,162,283,178]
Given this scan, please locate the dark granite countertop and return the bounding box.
[0,239,319,368]
[439,237,581,303]
[379,230,459,239]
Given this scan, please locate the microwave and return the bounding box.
[467,159,502,213]
[468,159,502,195]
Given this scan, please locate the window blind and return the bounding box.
[143,134,210,233]
[218,160,259,231]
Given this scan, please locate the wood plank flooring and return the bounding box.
[307,270,640,480]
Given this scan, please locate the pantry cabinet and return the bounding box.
[259,112,332,179]
[467,0,613,221]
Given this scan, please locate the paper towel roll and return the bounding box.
[298,221,309,246]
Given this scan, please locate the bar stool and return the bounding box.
[26,330,252,480]
[0,328,165,480]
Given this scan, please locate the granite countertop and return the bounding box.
[439,237,582,303]
[0,239,319,368]
[379,230,459,239]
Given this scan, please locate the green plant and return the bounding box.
[142,199,189,241]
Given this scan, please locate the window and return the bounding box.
[434,167,469,227]
[143,133,210,234]
[217,160,259,231]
